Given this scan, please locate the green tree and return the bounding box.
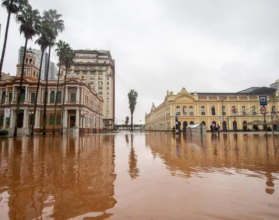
[60,49,75,134]
[30,22,56,136]
[42,9,64,135]
[0,0,29,82]
[128,89,138,131]
[13,4,40,137]
[53,40,70,135]
[125,116,129,130]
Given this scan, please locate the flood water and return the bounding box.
[0,132,279,220]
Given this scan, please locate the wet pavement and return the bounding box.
[0,132,279,220]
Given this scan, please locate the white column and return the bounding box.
[25,86,28,102]
[12,86,15,103]
[5,87,8,103]
[76,109,79,127]
[35,110,40,128]
[77,86,80,103]
[64,110,68,127]
[23,109,28,128]
[10,110,14,128]
[3,115,7,129]
[65,87,68,103]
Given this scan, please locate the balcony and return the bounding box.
[201,112,205,115]
[190,112,194,116]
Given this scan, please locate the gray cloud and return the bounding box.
[0,0,278,124]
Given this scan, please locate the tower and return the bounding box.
[16,50,40,79]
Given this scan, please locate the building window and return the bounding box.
[176,106,180,115]
[20,89,25,103]
[190,121,194,125]
[189,106,193,116]
[90,72,95,75]
[201,121,206,125]
[211,106,216,115]
[222,106,226,115]
[50,91,55,103]
[29,114,34,125]
[43,91,48,103]
[31,93,36,103]
[49,116,54,125]
[242,106,246,115]
[98,87,103,90]
[9,93,12,103]
[0,116,3,126]
[1,91,6,103]
[71,93,76,103]
[252,106,256,115]
[57,91,62,103]
[201,106,205,115]
[82,71,87,75]
[272,106,276,114]
[56,116,61,125]
[90,81,94,85]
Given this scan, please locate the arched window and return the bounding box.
[50,91,55,103]
[43,91,48,103]
[29,59,32,64]
[201,121,206,125]
[222,106,226,115]
[190,121,194,125]
[189,106,193,116]
[201,106,205,115]
[1,91,6,104]
[252,106,256,115]
[57,91,62,103]
[183,121,188,131]
[211,106,216,115]
[183,106,187,115]
[176,106,180,115]
[242,106,246,115]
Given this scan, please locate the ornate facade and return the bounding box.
[145,87,279,131]
[0,51,103,135]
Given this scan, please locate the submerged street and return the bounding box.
[0,132,279,220]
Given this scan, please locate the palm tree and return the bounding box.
[60,49,75,134]
[53,40,70,135]
[13,4,40,137]
[0,0,29,82]
[42,9,64,135]
[125,116,129,130]
[30,22,55,136]
[128,89,138,131]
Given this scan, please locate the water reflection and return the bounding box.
[146,133,279,194]
[0,135,116,220]
[128,135,139,180]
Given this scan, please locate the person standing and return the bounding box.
[217,124,220,134]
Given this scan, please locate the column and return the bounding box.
[5,87,8,103]
[76,109,79,127]
[64,110,68,128]
[25,86,28,103]
[35,110,40,128]
[23,109,28,128]
[10,110,14,128]
[77,86,80,103]
[48,88,51,103]
[65,87,68,103]
[12,86,15,103]
[3,114,7,129]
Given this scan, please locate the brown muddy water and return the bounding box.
[0,132,279,220]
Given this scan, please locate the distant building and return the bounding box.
[270,79,279,89]
[145,87,279,132]
[18,47,57,80]
[62,49,115,130]
[0,51,104,135]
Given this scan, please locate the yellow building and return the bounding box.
[145,87,279,131]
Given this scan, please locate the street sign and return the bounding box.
[260,106,266,115]
[231,107,238,114]
[259,95,267,106]
[4,108,10,118]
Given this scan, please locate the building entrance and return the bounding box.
[70,116,76,128]
[17,112,24,128]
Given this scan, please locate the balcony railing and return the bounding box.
[190,112,193,116]
[183,112,187,116]
[201,112,205,115]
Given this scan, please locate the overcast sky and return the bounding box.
[0,0,278,124]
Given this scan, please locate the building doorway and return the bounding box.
[233,121,237,131]
[222,121,227,131]
[70,116,76,128]
[183,121,188,131]
[17,112,24,128]
[243,121,247,131]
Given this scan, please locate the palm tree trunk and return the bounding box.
[0,6,12,82]
[42,46,51,135]
[13,37,28,137]
[53,62,62,135]
[131,114,133,131]
[31,49,45,136]
[60,67,68,134]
